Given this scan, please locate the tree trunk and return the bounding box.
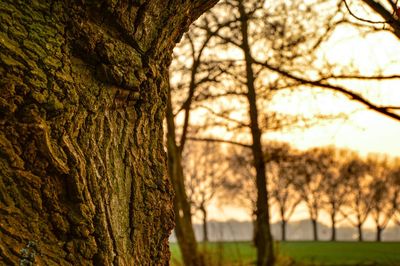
[281,219,287,242]
[376,226,383,242]
[166,88,203,266]
[238,2,274,265]
[357,223,364,242]
[252,216,258,246]
[0,0,217,265]
[331,212,336,241]
[279,206,286,242]
[200,203,209,243]
[311,219,318,241]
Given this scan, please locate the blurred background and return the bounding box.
[166,0,400,265]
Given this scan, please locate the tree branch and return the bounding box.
[253,59,400,122]
[361,0,400,39]
[187,136,252,148]
[198,104,250,128]
[343,0,388,24]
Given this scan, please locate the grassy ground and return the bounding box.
[170,241,400,266]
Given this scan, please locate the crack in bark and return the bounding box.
[1,0,218,264]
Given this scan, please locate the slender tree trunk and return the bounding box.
[357,223,364,242]
[166,88,203,266]
[376,226,383,242]
[312,219,318,241]
[238,2,274,265]
[200,203,209,243]
[280,206,286,241]
[281,219,287,242]
[0,0,217,265]
[331,212,336,241]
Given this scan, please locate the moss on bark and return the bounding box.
[0,0,217,265]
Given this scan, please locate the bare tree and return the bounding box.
[224,146,259,243]
[167,21,227,265]
[390,159,400,226]
[187,1,344,263]
[183,142,226,243]
[170,2,399,263]
[167,91,200,266]
[224,142,305,243]
[368,155,399,241]
[317,147,354,241]
[267,144,302,241]
[340,155,372,241]
[390,162,400,225]
[292,149,326,241]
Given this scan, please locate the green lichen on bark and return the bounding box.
[1,0,218,265]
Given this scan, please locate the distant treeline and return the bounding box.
[186,141,400,242]
[170,219,400,242]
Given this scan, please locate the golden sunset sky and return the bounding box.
[204,22,400,225]
[267,26,400,157]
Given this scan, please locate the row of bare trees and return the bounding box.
[180,141,400,244]
[225,143,400,243]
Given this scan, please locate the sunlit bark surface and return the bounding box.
[0,0,216,265]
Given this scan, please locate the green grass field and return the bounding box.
[170,241,400,266]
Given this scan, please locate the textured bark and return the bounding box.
[166,88,202,266]
[0,0,216,265]
[238,2,274,265]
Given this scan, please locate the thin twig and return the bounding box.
[343,0,388,24]
[187,136,252,148]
